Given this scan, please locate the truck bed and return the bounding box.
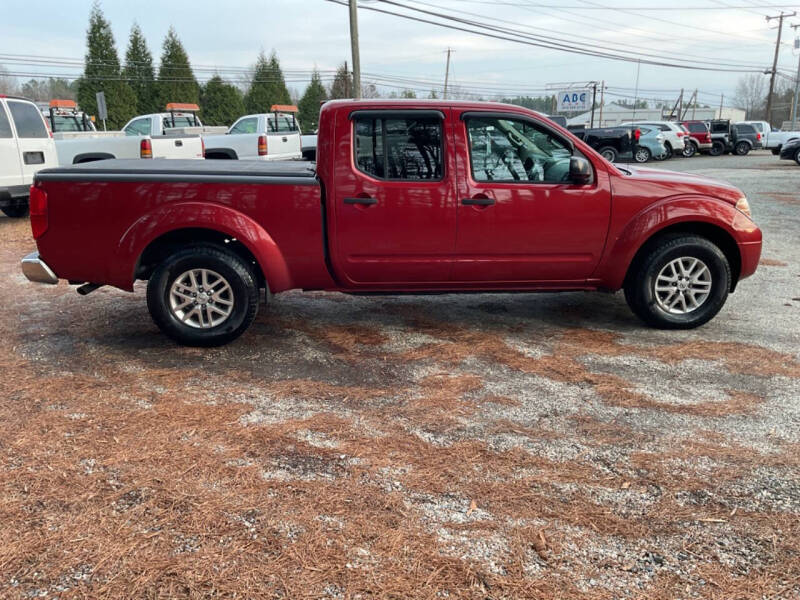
[36,158,318,183]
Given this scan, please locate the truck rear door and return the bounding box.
[0,102,24,193]
[6,99,56,184]
[329,108,457,286]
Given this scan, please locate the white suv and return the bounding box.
[621,121,689,159]
[0,96,58,217]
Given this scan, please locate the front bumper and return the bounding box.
[21,252,58,284]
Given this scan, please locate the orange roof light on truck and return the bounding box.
[270,104,298,113]
[166,103,200,112]
[49,99,77,109]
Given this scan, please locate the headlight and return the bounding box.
[735,197,751,218]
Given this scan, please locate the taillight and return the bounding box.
[140,138,153,159]
[677,131,685,137]
[258,135,268,156]
[757,133,761,141]
[634,128,641,142]
[201,137,205,157]
[29,185,48,239]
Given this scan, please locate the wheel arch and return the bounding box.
[204,148,238,160]
[73,152,115,164]
[115,202,292,293]
[623,221,741,292]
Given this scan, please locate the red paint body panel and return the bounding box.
[31,99,762,296]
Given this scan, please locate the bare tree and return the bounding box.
[0,64,19,95]
[733,74,766,119]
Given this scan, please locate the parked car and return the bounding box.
[203,105,303,161]
[21,99,761,346]
[0,95,58,218]
[620,121,689,159]
[634,125,668,163]
[680,120,712,154]
[778,137,800,164]
[53,103,206,165]
[41,99,96,133]
[567,124,635,162]
[707,120,759,156]
[738,120,800,155]
[301,133,318,161]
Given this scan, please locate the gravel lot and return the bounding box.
[1,150,798,598]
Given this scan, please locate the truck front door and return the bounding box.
[452,112,611,283]
[330,109,457,286]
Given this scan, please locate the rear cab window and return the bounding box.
[353,113,443,181]
[7,101,48,138]
[124,118,152,136]
[267,114,299,133]
[687,122,708,133]
[0,103,13,138]
[230,117,258,134]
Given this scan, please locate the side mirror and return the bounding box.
[569,156,593,185]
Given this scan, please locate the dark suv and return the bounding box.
[708,120,760,156]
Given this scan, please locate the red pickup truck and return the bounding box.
[21,100,761,346]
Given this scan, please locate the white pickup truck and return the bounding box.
[54,103,207,165]
[738,120,800,154]
[203,105,302,161]
[40,99,96,133]
[0,96,58,217]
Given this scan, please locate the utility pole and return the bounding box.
[692,88,698,119]
[589,81,598,128]
[791,23,800,130]
[719,93,724,118]
[348,0,362,99]
[765,11,795,126]
[598,80,605,126]
[443,48,451,99]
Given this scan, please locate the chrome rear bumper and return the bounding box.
[21,252,58,284]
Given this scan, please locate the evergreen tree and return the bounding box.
[297,69,327,133]
[244,50,291,113]
[77,2,137,128]
[328,63,352,99]
[157,26,199,108]
[200,75,245,126]
[122,23,158,114]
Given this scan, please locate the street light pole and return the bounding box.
[791,23,800,130]
[349,0,362,99]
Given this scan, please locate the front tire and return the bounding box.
[734,141,750,156]
[624,235,731,329]
[662,142,673,159]
[682,142,697,158]
[772,146,781,155]
[794,148,800,166]
[709,140,725,156]
[1,202,29,218]
[146,245,259,346]
[598,146,618,162]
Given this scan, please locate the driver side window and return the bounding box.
[466,117,573,184]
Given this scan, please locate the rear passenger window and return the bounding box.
[0,105,12,138]
[353,115,443,180]
[7,101,48,138]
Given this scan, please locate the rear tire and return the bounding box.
[598,146,618,162]
[709,140,725,156]
[624,235,731,329]
[795,148,800,166]
[682,141,697,157]
[734,141,750,156]
[771,147,781,155]
[146,245,259,346]
[1,202,29,218]
[634,146,651,163]
[663,142,673,159]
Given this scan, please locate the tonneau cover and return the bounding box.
[34,158,319,185]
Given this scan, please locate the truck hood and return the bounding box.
[614,164,745,205]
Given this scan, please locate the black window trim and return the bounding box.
[461,111,584,185]
[350,109,446,182]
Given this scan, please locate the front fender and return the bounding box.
[114,201,291,292]
[593,194,758,289]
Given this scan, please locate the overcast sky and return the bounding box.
[1,0,799,107]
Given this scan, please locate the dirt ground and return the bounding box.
[1,151,799,599]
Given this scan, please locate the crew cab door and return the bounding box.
[6,100,56,185]
[329,108,456,286]
[0,102,24,192]
[452,112,611,283]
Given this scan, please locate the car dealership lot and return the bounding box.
[1,152,798,598]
